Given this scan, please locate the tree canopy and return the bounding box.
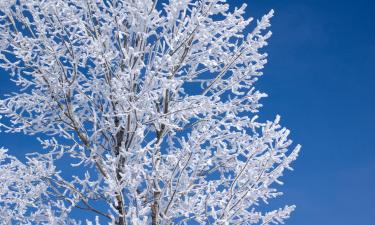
[0,0,300,224]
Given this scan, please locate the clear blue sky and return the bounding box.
[234,0,375,224]
[1,0,374,224]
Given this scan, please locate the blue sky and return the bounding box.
[1,0,374,224]
[234,0,375,224]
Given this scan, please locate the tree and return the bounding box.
[0,0,300,224]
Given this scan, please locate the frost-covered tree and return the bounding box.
[0,0,300,224]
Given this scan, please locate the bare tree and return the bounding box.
[0,0,300,224]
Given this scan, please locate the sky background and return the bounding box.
[237,0,375,224]
[0,0,374,224]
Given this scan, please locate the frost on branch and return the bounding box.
[0,148,75,224]
[0,0,300,224]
